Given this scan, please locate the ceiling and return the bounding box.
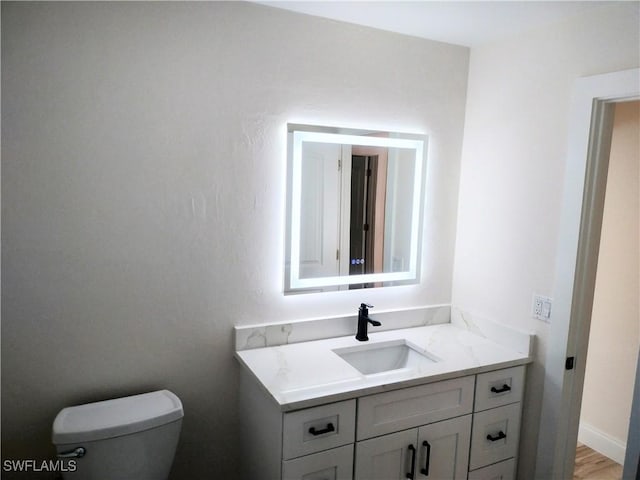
[255,1,630,47]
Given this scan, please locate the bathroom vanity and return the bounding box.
[235,309,532,480]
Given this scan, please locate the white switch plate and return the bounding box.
[533,294,553,322]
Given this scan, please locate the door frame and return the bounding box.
[535,68,640,478]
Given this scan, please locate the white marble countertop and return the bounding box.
[235,322,532,411]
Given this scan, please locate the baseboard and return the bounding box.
[578,421,626,464]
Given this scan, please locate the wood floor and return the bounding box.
[574,443,623,480]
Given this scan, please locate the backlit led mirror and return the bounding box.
[284,124,427,293]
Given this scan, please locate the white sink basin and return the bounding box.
[333,339,439,375]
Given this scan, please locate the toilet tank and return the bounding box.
[52,390,183,480]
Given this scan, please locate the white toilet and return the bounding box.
[52,390,183,480]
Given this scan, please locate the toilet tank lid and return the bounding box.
[52,390,183,444]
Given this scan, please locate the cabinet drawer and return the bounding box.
[467,458,515,480]
[282,444,354,480]
[357,376,474,440]
[283,399,356,460]
[475,366,525,412]
[469,403,521,470]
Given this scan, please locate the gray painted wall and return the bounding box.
[1,3,469,478]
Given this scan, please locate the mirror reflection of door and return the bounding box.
[299,142,342,283]
[350,145,388,288]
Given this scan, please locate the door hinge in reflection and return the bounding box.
[338,159,342,171]
[336,249,340,261]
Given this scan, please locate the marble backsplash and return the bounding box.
[450,306,534,356]
[234,304,534,357]
[234,304,451,351]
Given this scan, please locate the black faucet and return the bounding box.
[355,303,381,341]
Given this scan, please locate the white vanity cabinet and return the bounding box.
[239,365,526,480]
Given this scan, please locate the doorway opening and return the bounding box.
[573,100,639,478]
[535,68,640,480]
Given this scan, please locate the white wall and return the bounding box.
[1,2,469,478]
[451,3,640,479]
[579,100,640,463]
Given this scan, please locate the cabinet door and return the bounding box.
[355,429,417,480]
[416,415,471,480]
[282,444,354,480]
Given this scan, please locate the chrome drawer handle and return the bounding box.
[57,447,86,458]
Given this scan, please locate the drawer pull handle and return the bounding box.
[490,384,511,394]
[308,423,335,436]
[487,431,507,442]
[420,440,431,476]
[406,444,416,479]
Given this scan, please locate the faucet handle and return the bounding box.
[360,303,374,310]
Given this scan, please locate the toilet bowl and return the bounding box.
[52,390,183,480]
